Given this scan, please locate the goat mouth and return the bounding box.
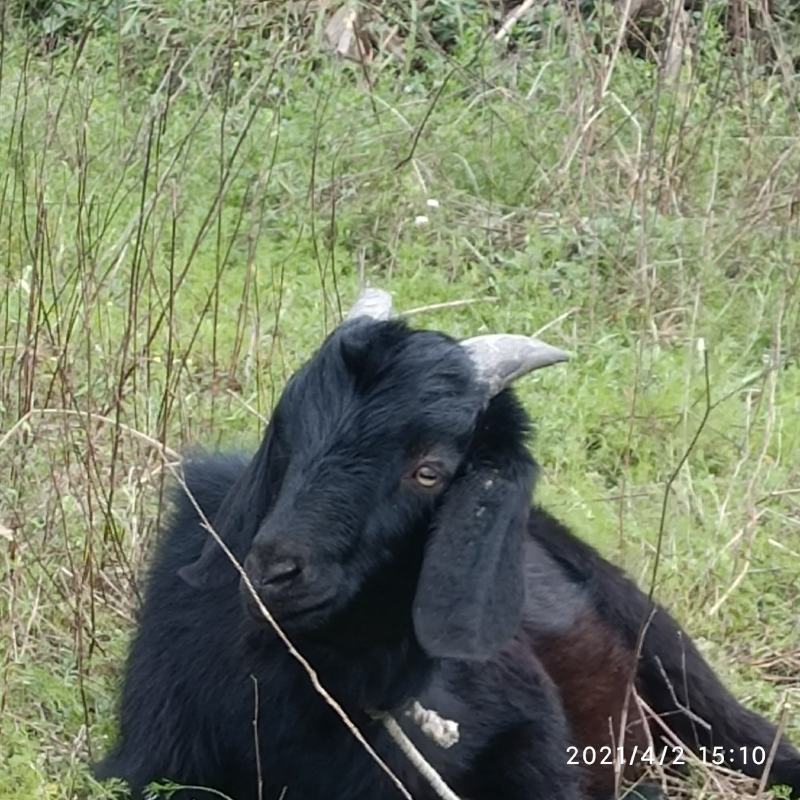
[243,592,334,628]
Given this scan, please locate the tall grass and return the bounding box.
[0,2,798,798]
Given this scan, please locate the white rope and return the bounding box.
[406,701,460,749]
[378,709,463,800]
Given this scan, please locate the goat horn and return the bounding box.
[346,287,394,321]
[461,334,568,398]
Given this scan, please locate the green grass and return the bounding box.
[1,2,799,798]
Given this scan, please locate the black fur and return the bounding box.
[530,510,800,797]
[97,318,800,800]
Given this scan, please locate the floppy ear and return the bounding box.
[413,447,534,660]
[178,432,282,590]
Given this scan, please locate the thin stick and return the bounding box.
[0,408,180,460]
[532,306,579,338]
[400,297,499,317]
[647,343,712,600]
[494,0,535,42]
[378,713,462,800]
[756,696,790,796]
[251,676,264,800]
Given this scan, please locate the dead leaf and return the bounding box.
[324,3,372,63]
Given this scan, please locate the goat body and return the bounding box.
[97,452,577,800]
[97,315,800,800]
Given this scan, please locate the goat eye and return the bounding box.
[413,464,441,488]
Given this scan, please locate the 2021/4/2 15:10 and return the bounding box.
[566,744,768,767]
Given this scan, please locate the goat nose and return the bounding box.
[256,558,303,589]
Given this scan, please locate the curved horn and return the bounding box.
[346,287,394,321]
[461,334,568,398]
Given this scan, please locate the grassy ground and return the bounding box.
[1,2,799,799]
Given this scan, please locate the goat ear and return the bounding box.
[178,435,279,591]
[413,457,532,660]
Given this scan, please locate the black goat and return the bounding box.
[97,289,800,800]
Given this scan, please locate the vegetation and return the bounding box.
[1,2,798,798]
